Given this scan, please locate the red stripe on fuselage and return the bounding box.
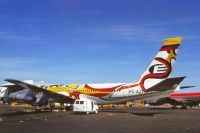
[117,84,139,91]
[84,84,118,92]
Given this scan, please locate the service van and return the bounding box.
[73,100,98,114]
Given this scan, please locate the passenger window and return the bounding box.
[80,101,84,104]
[75,101,79,104]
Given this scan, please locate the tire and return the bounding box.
[95,110,98,114]
[86,111,89,115]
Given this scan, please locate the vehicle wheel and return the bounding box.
[86,111,89,115]
[95,110,98,114]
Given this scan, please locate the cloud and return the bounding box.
[0,30,42,42]
[141,17,200,27]
[0,16,199,86]
[0,57,39,68]
[0,57,107,84]
[65,17,200,43]
[6,34,41,41]
[0,57,41,83]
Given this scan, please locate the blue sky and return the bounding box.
[0,0,200,92]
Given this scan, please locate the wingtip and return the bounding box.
[4,79,21,83]
[5,78,15,82]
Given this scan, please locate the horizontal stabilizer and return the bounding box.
[148,77,185,91]
[180,86,195,89]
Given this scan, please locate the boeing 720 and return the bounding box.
[3,37,185,109]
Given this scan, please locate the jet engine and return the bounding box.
[34,92,48,106]
[8,89,36,104]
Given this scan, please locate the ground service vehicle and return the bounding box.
[73,100,98,114]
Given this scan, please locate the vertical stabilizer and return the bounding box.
[138,37,182,91]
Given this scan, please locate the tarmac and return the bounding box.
[0,104,200,133]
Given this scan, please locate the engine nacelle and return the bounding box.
[8,89,36,104]
[8,89,49,106]
[34,92,48,106]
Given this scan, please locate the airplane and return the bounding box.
[2,37,185,110]
[170,91,200,108]
[170,91,200,103]
[147,91,200,108]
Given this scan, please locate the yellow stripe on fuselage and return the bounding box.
[163,37,182,46]
[47,86,112,97]
[47,86,70,93]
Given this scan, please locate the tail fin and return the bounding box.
[138,37,182,92]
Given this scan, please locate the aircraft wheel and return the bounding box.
[95,110,98,114]
[50,102,55,111]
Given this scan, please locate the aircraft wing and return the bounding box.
[1,84,24,93]
[5,79,75,104]
[148,77,185,91]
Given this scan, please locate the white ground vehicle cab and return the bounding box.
[73,100,98,114]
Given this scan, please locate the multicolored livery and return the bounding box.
[5,37,185,106]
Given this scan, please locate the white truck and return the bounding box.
[73,100,98,114]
